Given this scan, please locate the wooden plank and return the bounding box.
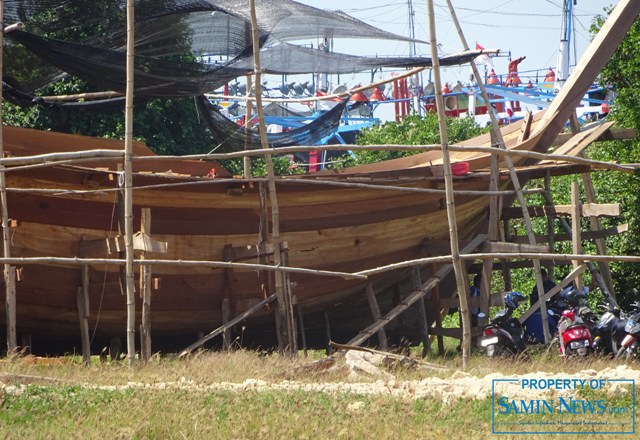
[502,203,620,220]
[552,128,637,146]
[482,241,548,253]
[547,121,615,158]
[78,234,168,257]
[224,242,276,262]
[519,265,586,323]
[510,223,628,244]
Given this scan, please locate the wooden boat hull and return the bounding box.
[0,144,490,350]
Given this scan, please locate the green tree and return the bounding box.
[348,113,486,166]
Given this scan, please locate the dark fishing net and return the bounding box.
[3,0,426,95]
[196,95,348,150]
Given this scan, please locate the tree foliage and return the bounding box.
[349,113,486,166]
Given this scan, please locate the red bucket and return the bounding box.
[451,161,469,176]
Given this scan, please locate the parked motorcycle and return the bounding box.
[480,291,527,357]
[615,301,640,360]
[590,302,628,356]
[549,287,593,357]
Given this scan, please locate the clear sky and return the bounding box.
[295,0,613,85]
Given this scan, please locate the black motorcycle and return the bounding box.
[590,302,628,356]
[616,301,640,360]
[480,292,527,357]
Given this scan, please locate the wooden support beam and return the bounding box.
[324,311,333,355]
[221,298,231,349]
[501,203,620,220]
[179,294,277,357]
[5,266,16,353]
[571,182,584,290]
[20,334,31,355]
[582,172,616,297]
[139,208,152,361]
[549,121,615,158]
[510,223,628,244]
[78,234,168,258]
[519,265,587,323]
[552,127,636,146]
[222,242,277,262]
[431,264,445,356]
[482,241,548,254]
[76,286,91,366]
[347,234,485,347]
[411,267,430,357]
[365,283,388,351]
[294,295,308,357]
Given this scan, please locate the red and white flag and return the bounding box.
[475,42,494,67]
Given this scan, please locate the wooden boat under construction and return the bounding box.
[1,0,639,354]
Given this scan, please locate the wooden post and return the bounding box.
[0,4,18,354]
[123,0,136,367]
[427,0,472,368]
[544,171,556,276]
[365,283,388,350]
[249,0,296,354]
[500,220,513,291]
[293,295,308,357]
[77,265,91,365]
[582,173,615,295]
[571,181,583,290]
[432,264,445,355]
[221,298,231,349]
[411,267,430,357]
[445,0,549,342]
[20,334,31,355]
[323,311,332,355]
[140,208,152,361]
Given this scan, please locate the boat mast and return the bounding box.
[408,0,423,115]
[556,0,575,90]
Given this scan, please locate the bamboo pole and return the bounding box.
[5,179,547,198]
[249,0,296,354]
[124,0,136,367]
[244,72,253,179]
[0,2,18,354]
[445,0,550,342]
[0,256,367,278]
[427,0,471,368]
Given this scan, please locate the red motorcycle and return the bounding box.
[549,287,593,357]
